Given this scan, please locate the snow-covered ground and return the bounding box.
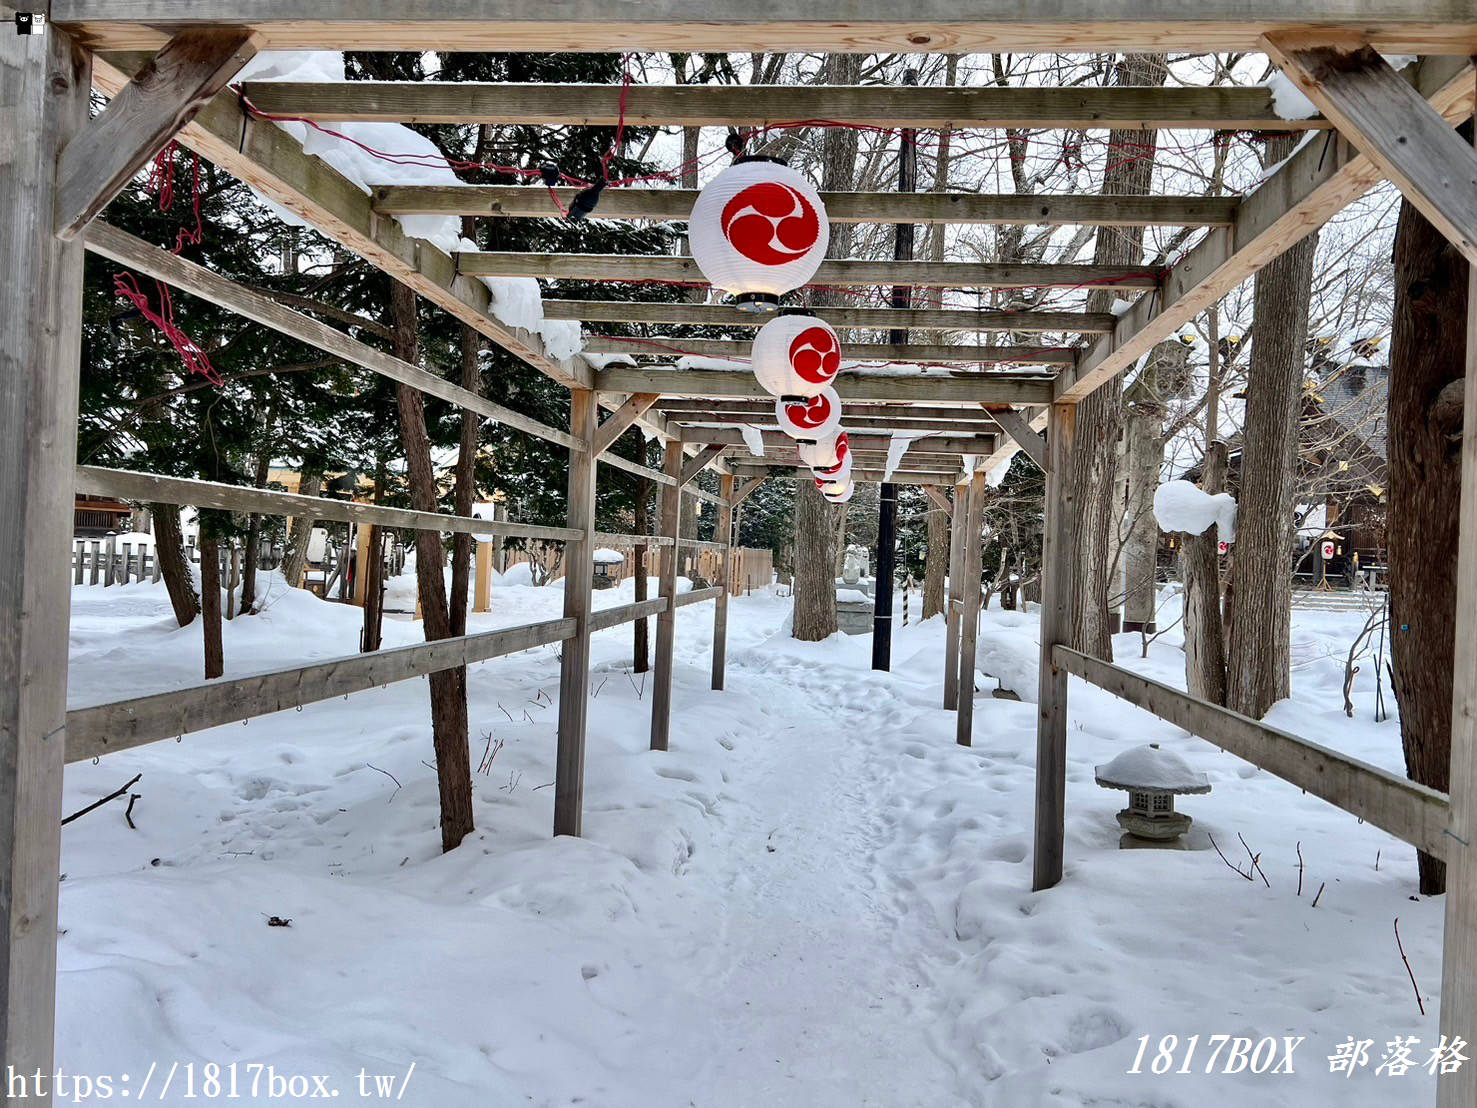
[59,573,1444,1106]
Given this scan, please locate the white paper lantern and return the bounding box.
[751,312,842,398]
[775,387,841,442]
[821,479,855,504]
[471,503,499,545]
[688,158,829,311]
[809,431,852,480]
[796,430,844,469]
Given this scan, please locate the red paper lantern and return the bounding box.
[775,387,841,442]
[688,158,829,312]
[751,313,843,398]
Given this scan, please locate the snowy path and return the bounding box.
[58,577,1451,1107]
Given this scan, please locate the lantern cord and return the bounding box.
[111,141,223,386]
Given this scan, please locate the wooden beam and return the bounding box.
[457,251,1161,290]
[989,406,1047,470]
[546,300,1118,334]
[659,398,1001,420]
[67,617,575,761]
[0,24,88,1089]
[729,466,962,484]
[679,444,730,486]
[1056,645,1451,859]
[89,52,594,390]
[85,223,581,449]
[1264,40,1477,265]
[1055,55,1474,403]
[599,366,1054,405]
[75,465,584,543]
[590,392,659,456]
[1438,134,1477,1108]
[650,445,683,751]
[675,585,725,608]
[588,596,670,633]
[675,414,996,435]
[731,475,766,508]
[555,390,597,837]
[375,184,1240,227]
[1034,404,1076,891]
[680,427,996,456]
[923,487,953,512]
[52,4,1477,55]
[55,29,258,239]
[584,335,1076,366]
[955,471,986,746]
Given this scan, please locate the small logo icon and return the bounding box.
[15,11,47,34]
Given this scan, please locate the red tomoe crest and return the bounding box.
[789,327,840,385]
[816,433,850,476]
[782,393,833,431]
[721,182,821,267]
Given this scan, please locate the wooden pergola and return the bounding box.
[5,6,1477,1103]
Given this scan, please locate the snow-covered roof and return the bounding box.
[1095,744,1211,794]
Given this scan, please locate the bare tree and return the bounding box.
[1226,134,1319,718]
[149,501,198,627]
[279,468,322,588]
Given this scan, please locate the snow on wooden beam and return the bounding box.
[54,4,1477,55]
[583,336,1076,366]
[1264,39,1477,265]
[248,82,1327,131]
[65,617,577,762]
[55,29,259,239]
[456,251,1161,291]
[599,366,1054,404]
[1055,646,1451,860]
[680,428,996,455]
[1055,54,1474,404]
[374,185,1242,226]
[543,300,1119,334]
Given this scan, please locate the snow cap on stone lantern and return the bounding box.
[687,157,829,313]
[751,311,842,398]
[775,387,841,442]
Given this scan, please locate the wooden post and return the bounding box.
[492,502,508,572]
[73,540,84,585]
[712,474,735,690]
[0,23,89,1095]
[1437,95,1477,1108]
[1033,403,1077,892]
[943,480,967,709]
[955,470,986,746]
[554,390,596,837]
[104,532,117,586]
[352,520,372,606]
[152,546,162,583]
[120,542,132,584]
[474,537,493,612]
[225,544,240,618]
[88,539,101,585]
[650,443,683,750]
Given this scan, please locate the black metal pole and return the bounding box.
[872,66,918,672]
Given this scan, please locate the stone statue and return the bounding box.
[841,544,868,585]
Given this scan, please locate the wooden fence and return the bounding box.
[503,542,772,595]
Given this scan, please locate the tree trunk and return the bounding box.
[150,501,198,627]
[923,498,948,619]
[239,448,270,614]
[361,526,385,652]
[198,527,223,680]
[449,319,481,639]
[1070,51,1168,660]
[1226,133,1317,719]
[788,51,859,642]
[792,478,839,640]
[633,473,650,672]
[280,470,323,588]
[1389,188,1467,895]
[1122,338,1188,630]
[389,280,473,853]
[1182,441,1229,704]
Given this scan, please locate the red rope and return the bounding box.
[112,142,222,385]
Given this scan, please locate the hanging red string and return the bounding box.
[112,141,222,385]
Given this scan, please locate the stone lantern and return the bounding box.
[1095,743,1211,842]
[592,547,624,590]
